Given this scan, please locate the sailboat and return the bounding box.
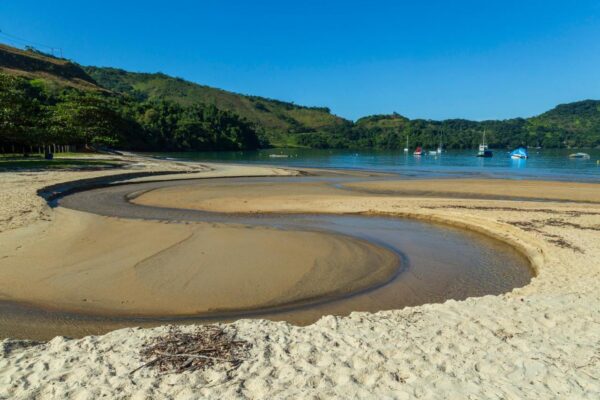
[403,135,409,153]
[476,130,493,158]
[437,131,443,154]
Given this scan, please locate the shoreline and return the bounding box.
[1,154,599,399]
[0,172,533,329]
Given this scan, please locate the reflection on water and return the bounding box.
[511,158,527,169]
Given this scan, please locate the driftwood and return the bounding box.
[130,325,251,375]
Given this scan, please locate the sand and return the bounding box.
[1,158,599,399]
[0,207,397,316]
[343,179,600,203]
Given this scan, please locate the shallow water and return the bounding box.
[150,148,600,182]
[0,177,532,340]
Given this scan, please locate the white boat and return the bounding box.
[403,135,409,153]
[476,131,493,158]
[510,147,529,159]
[437,131,443,154]
[269,154,289,158]
[569,152,590,159]
[429,150,437,155]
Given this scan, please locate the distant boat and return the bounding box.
[476,131,493,158]
[413,146,424,156]
[429,150,438,155]
[269,154,289,158]
[510,147,529,159]
[404,135,409,153]
[569,152,590,159]
[437,131,443,154]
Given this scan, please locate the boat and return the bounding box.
[413,146,423,156]
[429,150,438,155]
[269,154,289,158]
[437,131,443,154]
[510,147,529,159]
[569,152,591,159]
[404,135,409,153]
[476,131,493,158]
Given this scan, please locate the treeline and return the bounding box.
[2,70,599,153]
[0,73,261,153]
[296,110,600,150]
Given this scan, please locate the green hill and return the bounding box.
[0,44,262,152]
[0,42,599,152]
[84,66,349,146]
[528,100,600,148]
[0,44,103,92]
[351,101,600,150]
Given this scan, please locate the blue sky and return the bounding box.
[1,1,599,120]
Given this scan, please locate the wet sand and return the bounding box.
[343,178,600,203]
[0,174,533,338]
[0,156,599,399]
[0,207,398,317]
[132,177,600,213]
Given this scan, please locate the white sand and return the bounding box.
[1,158,599,399]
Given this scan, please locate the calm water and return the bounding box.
[150,148,600,182]
[2,178,531,340]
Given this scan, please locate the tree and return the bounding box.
[0,74,46,151]
[50,93,125,147]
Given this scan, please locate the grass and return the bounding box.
[0,152,94,159]
[0,157,122,171]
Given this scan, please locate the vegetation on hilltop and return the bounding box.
[346,101,600,150]
[0,43,102,91]
[84,66,348,146]
[1,43,599,153]
[0,73,261,153]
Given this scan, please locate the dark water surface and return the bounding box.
[0,177,533,340]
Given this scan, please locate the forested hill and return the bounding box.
[83,67,350,147]
[347,101,600,150]
[0,44,263,152]
[1,42,599,153]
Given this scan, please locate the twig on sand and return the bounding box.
[130,325,251,376]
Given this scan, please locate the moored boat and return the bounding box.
[476,131,493,158]
[413,146,424,156]
[510,147,529,159]
[569,152,590,159]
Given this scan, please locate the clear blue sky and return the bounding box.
[2,1,599,121]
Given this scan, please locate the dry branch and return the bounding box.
[130,325,251,375]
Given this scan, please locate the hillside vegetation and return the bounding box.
[348,102,600,150]
[0,44,102,91]
[1,43,599,153]
[84,67,349,146]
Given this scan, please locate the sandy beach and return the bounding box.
[0,207,398,316]
[1,154,599,399]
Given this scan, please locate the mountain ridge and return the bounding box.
[1,42,599,151]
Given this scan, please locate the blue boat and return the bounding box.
[510,147,529,159]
